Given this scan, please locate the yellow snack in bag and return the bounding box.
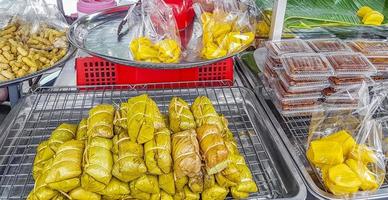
[349,144,376,164]
[129,37,181,63]
[156,39,181,63]
[307,140,343,167]
[324,164,361,195]
[321,130,356,156]
[345,159,379,191]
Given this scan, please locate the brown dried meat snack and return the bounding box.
[283,55,330,74]
[308,39,350,52]
[267,39,313,56]
[326,53,373,72]
[329,76,366,86]
[280,101,318,111]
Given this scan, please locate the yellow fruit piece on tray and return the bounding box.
[348,144,377,164]
[156,39,181,63]
[357,6,373,17]
[307,140,344,167]
[324,164,361,195]
[345,159,379,191]
[321,130,356,156]
[363,11,384,25]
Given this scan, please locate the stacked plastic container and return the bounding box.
[261,38,388,117]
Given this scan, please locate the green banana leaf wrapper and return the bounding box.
[130,175,160,199]
[188,171,204,193]
[27,159,58,200]
[201,184,229,200]
[145,127,172,175]
[45,140,84,192]
[69,187,101,200]
[48,123,77,153]
[112,130,146,182]
[98,178,131,199]
[168,97,196,133]
[87,104,115,139]
[159,172,175,195]
[191,96,224,133]
[82,137,113,192]
[161,190,174,200]
[76,118,88,141]
[113,103,129,134]
[32,140,55,180]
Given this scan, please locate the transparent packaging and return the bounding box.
[329,76,374,90]
[267,54,283,68]
[367,56,388,73]
[273,80,322,103]
[325,53,377,76]
[307,82,386,197]
[277,70,330,93]
[266,39,314,56]
[273,97,323,117]
[322,86,360,110]
[263,61,278,78]
[307,39,351,53]
[347,40,388,55]
[281,53,334,80]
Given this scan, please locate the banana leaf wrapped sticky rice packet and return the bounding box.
[98,177,130,199]
[69,187,101,200]
[82,137,113,192]
[202,173,228,200]
[45,140,84,192]
[130,175,160,199]
[159,172,175,195]
[48,123,77,153]
[27,159,58,200]
[127,94,165,144]
[113,103,129,133]
[76,118,88,140]
[145,127,172,174]
[191,96,223,132]
[112,130,147,182]
[168,97,196,132]
[32,140,55,180]
[87,104,115,138]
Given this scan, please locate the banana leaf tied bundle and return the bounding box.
[112,130,147,182]
[127,94,165,144]
[48,123,77,153]
[168,97,196,133]
[202,172,229,200]
[32,140,55,180]
[197,125,229,175]
[230,155,258,199]
[159,172,175,195]
[98,178,130,200]
[174,186,200,200]
[87,104,115,139]
[113,103,129,134]
[82,137,113,192]
[191,96,223,132]
[69,187,101,200]
[45,140,84,192]
[188,170,204,193]
[27,159,59,200]
[172,129,202,179]
[130,175,160,200]
[76,118,88,141]
[145,128,173,175]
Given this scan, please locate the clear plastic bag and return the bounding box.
[307,82,386,197]
[128,0,182,63]
[196,0,258,60]
[0,0,68,82]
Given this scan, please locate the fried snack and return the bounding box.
[48,123,77,153]
[45,140,84,192]
[159,172,175,195]
[82,137,113,192]
[191,96,223,132]
[145,128,172,174]
[32,140,55,180]
[168,97,196,133]
[87,104,115,138]
[196,125,228,175]
[76,118,87,140]
[172,129,202,179]
[98,178,131,200]
[27,160,58,200]
[127,94,165,144]
[0,22,68,82]
[112,130,146,182]
[113,103,129,134]
[69,187,101,200]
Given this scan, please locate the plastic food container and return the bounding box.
[325,52,377,76]
[263,61,278,79]
[281,53,334,80]
[347,40,388,55]
[273,80,322,103]
[77,0,117,17]
[267,54,283,68]
[322,87,359,109]
[273,97,323,117]
[266,39,314,56]
[307,39,351,53]
[277,70,330,93]
[367,56,388,73]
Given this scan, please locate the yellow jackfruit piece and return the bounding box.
[307,140,344,167]
[348,144,377,164]
[324,164,361,195]
[357,6,373,17]
[363,11,384,25]
[322,130,356,156]
[345,159,379,191]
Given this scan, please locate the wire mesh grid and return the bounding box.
[279,113,388,193]
[0,83,286,199]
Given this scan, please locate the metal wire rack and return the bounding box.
[0,82,295,199]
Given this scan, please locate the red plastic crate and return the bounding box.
[76,57,234,87]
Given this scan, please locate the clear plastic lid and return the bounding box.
[277,70,330,93]
[307,39,351,53]
[263,61,278,78]
[273,80,322,103]
[348,40,388,53]
[281,53,334,80]
[322,86,360,103]
[273,97,323,117]
[329,76,370,86]
[325,52,377,76]
[266,39,314,56]
[267,54,283,68]
[367,56,388,73]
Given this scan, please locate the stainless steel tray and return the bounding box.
[0,83,305,199]
[235,52,388,199]
[68,5,250,69]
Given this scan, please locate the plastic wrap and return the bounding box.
[325,53,377,76]
[307,82,386,197]
[0,0,68,82]
[307,39,351,53]
[198,0,258,60]
[128,0,182,63]
[277,70,330,93]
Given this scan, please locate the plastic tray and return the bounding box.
[367,56,388,73]
[325,52,377,76]
[272,97,323,117]
[76,56,234,86]
[348,40,388,55]
[281,53,334,80]
[277,70,330,93]
[266,39,314,56]
[0,84,306,200]
[273,80,322,103]
[307,39,351,53]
